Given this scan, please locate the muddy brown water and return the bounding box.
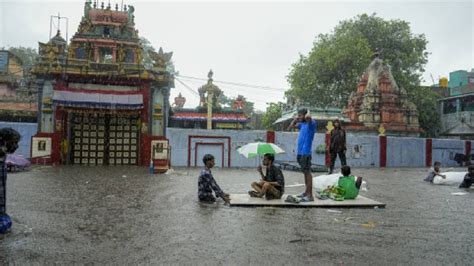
[1,166,473,264]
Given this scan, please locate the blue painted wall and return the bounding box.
[167,128,472,168]
[432,138,465,167]
[386,137,425,167]
[0,122,38,158]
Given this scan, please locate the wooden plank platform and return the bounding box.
[229,194,386,208]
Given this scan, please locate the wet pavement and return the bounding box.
[1,166,473,264]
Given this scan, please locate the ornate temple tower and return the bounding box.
[343,54,421,136]
[32,1,174,166]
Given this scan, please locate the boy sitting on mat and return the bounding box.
[249,153,285,200]
[321,165,362,200]
[198,154,231,204]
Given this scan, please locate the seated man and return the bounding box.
[321,165,361,200]
[249,153,285,200]
[459,165,474,189]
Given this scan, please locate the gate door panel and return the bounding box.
[72,113,106,165]
[108,114,140,165]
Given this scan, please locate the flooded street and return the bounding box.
[1,166,473,264]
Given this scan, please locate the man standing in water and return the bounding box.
[288,108,317,202]
[0,128,21,234]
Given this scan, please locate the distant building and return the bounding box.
[0,50,37,122]
[273,105,347,132]
[169,71,250,130]
[438,69,474,139]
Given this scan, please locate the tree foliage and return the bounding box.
[139,37,175,73]
[262,102,283,130]
[409,86,441,137]
[4,46,39,71]
[286,13,436,134]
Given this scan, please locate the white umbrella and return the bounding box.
[237,142,285,158]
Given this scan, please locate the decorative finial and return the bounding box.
[208,69,213,80]
[115,3,119,10]
[378,125,386,136]
[93,0,97,8]
[124,4,127,11]
[107,0,111,9]
[326,121,334,133]
[372,48,381,60]
[101,1,104,9]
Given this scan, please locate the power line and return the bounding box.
[176,74,288,92]
[174,77,200,98]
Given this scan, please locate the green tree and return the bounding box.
[287,13,433,133]
[262,102,283,130]
[5,46,39,71]
[139,37,175,73]
[409,86,441,137]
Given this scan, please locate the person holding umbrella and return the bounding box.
[248,153,285,200]
[287,108,317,202]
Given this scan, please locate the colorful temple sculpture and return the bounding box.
[343,53,421,136]
[169,70,249,129]
[0,50,37,122]
[31,1,174,166]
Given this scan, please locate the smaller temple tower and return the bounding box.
[169,70,249,129]
[343,53,421,136]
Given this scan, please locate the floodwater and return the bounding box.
[1,166,473,264]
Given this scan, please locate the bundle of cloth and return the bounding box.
[313,168,366,201]
[432,172,466,185]
[313,173,367,191]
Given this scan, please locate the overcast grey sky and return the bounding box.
[1,0,472,111]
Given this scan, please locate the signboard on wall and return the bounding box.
[216,122,242,129]
[151,140,169,160]
[0,51,8,72]
[32,137,52,158]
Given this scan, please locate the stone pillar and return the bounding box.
[207,92,213,130]
[425,138,432,167]
[162,85,170,136]
[35,79,45,133]
[379,135,387,167]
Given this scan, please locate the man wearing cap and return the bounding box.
[288,108,317,202]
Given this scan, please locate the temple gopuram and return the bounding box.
[169,70,249,129]
[343,54,421,136]
[31,1,174,166]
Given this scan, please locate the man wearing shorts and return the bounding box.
[288,108,317,202]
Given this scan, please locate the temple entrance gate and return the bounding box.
[71,112,140,165]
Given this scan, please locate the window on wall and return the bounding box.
[99,47,113,63]
[103,26,111,36]
[443,99,457,114]
[125,49,135,63]
[75,47,86,59]
[461,95,474,112]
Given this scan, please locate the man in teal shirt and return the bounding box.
[288,108,317,202]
